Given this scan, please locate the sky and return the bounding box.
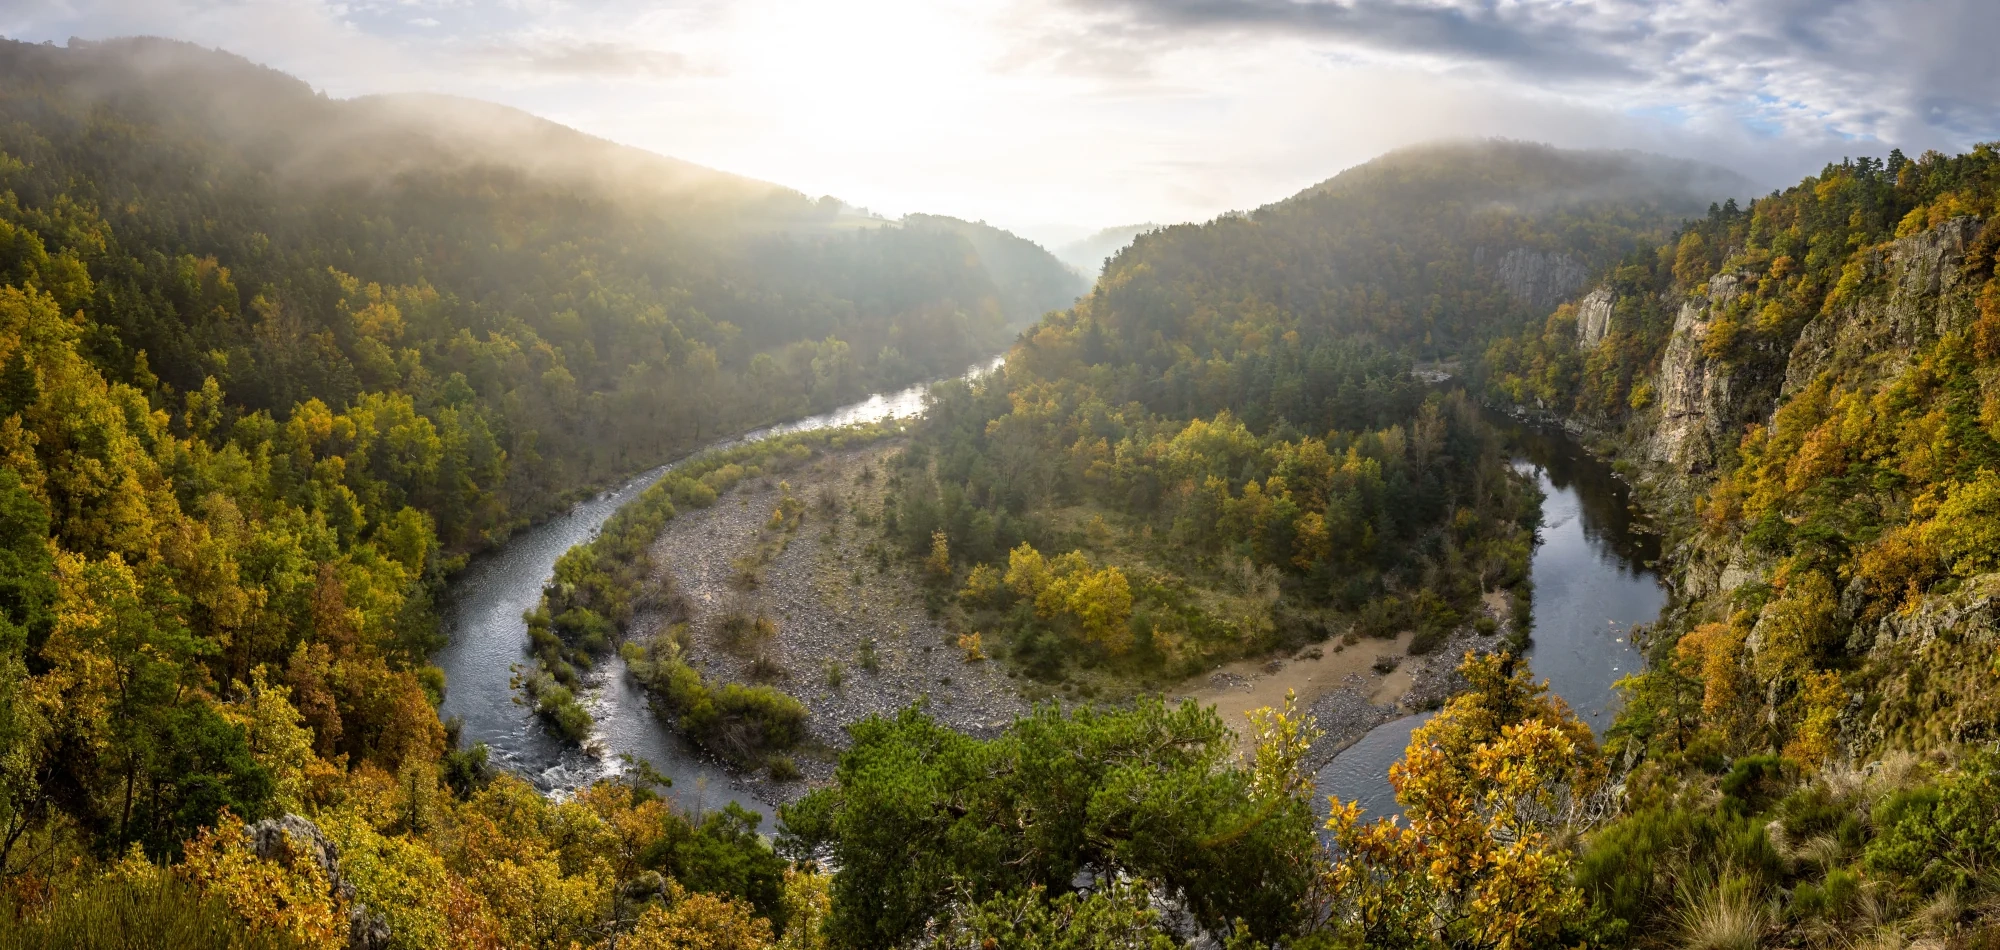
[5,0,1999,248]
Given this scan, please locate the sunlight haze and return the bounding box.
[9,0,1999,244]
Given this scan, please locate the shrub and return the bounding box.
[628,642,807,767]
[534,681,593,744]
[1578,806,1783,937]
[1866,753,2000,898]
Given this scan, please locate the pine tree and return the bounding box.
[0,350,33,418]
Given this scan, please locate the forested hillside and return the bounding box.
[0,36,1082,947]
[0,36,1081,549]
[1480,145,2000,946]
[865,143,1733,690]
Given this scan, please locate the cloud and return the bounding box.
[5,0,1996,238]
[1063,0,2000,154]
[468,38,706,79]
[1064,0,1646,79]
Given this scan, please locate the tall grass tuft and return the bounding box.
[1677,876,1766,950]
[0,874,307,950]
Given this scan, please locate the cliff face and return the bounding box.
[1646,273,1744,475]
[1782,216,1984,398]
[1491,247,1590,314]
[1574,287,1614,349]
[1560,217,2000,608]
[1627,218,1987,483]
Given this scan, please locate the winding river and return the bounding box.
[439,378,1664,823]
[434,358,1002,817]
[1315,414,1665,817]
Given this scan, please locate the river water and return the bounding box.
[1314,415,1665,817]
[440,379,1662,823]
[433,358,1003,817]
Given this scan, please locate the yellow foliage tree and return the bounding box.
[219,669,332,814]
[925,529,951,579]
[1324,653,1604,950]
[1004,542,1049,598]
[957,564,1002,606]
[1002,543,1134,653]
[777,867,832,950]
[1062,565,1132,653]
[179,814,346,949]
[624,881,773,950]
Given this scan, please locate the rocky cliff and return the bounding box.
[1490,247,1591,313]
[1573,287,1615,350]
[1621,218,1987,485]
[1781,216,1984,398]
[1557,216,1995,733]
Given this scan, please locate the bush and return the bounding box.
[1866,753,2000,898]
[523,672,594,743]
[1578,805,1783,937]
[1789,867,1861,921]
[628,642,807,767]
[1720,755,1790,816]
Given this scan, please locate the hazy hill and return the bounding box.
[0,37,1080,530]
[1070,140,1749,364]
[904,214,1089,323]
[1055,223,1160,277]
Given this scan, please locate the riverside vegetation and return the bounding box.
[3,32,2000,950]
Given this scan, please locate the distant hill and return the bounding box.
[1070,140,1750,362]
[904,215,1089,324]
[1055,223,1161,278]
[0,36,1080,539]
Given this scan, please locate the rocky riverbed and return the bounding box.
[629,442,1028,802]
[620,438,1511,805]
[1172,594,1511,770]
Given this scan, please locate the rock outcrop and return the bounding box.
[1647,273,1746,474]
[1573,287,1614,349]
[247,815,391,950]
[1782,216,1984,399]
[1645,217,1987,478]
[1491,247,1590,313]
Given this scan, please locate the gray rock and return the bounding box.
[1492,247,1590,313]
[245,815,391,950]
[1574,287,1615,349]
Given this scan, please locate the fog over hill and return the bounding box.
[1055,223,1163,278]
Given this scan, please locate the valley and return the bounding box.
[4,31,2000,950]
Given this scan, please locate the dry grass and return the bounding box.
[1678,880,1766,950]
[1911,889,1964,938]
[1799,834,1846,873]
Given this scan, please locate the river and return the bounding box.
[440,379,1663,823]
[1314,415,1666,817]
[433,357,1003,818]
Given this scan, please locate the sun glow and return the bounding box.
[721,0,993,141]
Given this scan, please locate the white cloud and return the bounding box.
[3,0,1992,243]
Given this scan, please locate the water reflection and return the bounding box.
[1316,413,1663,818]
